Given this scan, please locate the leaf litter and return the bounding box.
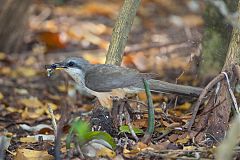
[0,0,222,159]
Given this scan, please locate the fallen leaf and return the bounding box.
[150,141,170,150]
[168,134,178,142]
[96,147,116,158]
[176,135,190,144]
[123,142,153,158]
[14,88,29,95]
[0,52,6,60]
[19,137,37,143]
[183,146,196,150]
[16,67,38,77]
[0,92,4,100]
[176,102,192,111]
[0,66,12,75]
[21,107,46,120]
[6,106,23,113]
[19,97,43,108]
[20,134,55,143]
[19,124,53,132]
[132,119,148,128]
[45,102,58,111]
[15,149,54,160]
[37,31,67,51]
[82,139,116,158]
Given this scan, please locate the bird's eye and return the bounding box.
[67,61,74,67]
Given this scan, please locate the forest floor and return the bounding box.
[0,0,231,159]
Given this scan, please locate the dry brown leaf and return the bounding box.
[176,135,190,144]
[19,137,37,143]
[133,119,148,128]
[78,2,118,17]
[37,31,66,51]
[150,141,170,150]
[19,97,43,108]
[6,106,23,113]
[96,147,116,158]
[0,92,4,100]
[45,102,58,111]
[0,52,6,60]
[123,142,152,158]
[20,135,55,143]
[15,148,54,160]
[25,57,37,66]
[168,134,178,142]
[182,15,204,27]
[21,107,46,120]
[176,102,192,111]
[137,92,147,102]
[183,146,196,150]
[16,67,38,77]
[0,66,12,75]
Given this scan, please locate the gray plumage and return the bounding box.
[85,64,157,92]
[48,57,158,92]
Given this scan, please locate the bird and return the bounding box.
[46,57,158,109]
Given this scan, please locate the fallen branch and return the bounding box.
[124,41,186,54]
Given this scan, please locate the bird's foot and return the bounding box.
[110,96,121,101]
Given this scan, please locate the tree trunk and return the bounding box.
[199,0,237,77]
[195,1,240,143]
[0,0,31,54]
[105,0,141,66]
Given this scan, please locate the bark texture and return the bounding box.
[105,0,141,66]
[0,0,31,53]
[199,0,238,77]
[195,1,240,142]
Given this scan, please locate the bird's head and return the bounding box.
[46,57,90,81]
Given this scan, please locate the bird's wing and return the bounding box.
[85,64,156,92]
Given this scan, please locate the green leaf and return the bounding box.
[69,120,116,149]
[72,120,90,145]
[85,131,116,149]
[119,125,144,135]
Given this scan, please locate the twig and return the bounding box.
[222,71,239,114]
[199,98,226,116]
[142,79,155,144]
[48,105,57,135]
[48,105,61,160]
[153,129,173,141]
[125,108,139,142]
[125,99,147,107]
[188,73,225,131]
[76,142,85,159]
[125,41,187,54]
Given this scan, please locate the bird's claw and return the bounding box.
[110,96,121,101]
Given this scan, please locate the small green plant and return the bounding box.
[119,125,144,135]
[66,120,116,152]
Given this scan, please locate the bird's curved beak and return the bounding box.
[45,62,67,70]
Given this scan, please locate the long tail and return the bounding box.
[148,79,202,97]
